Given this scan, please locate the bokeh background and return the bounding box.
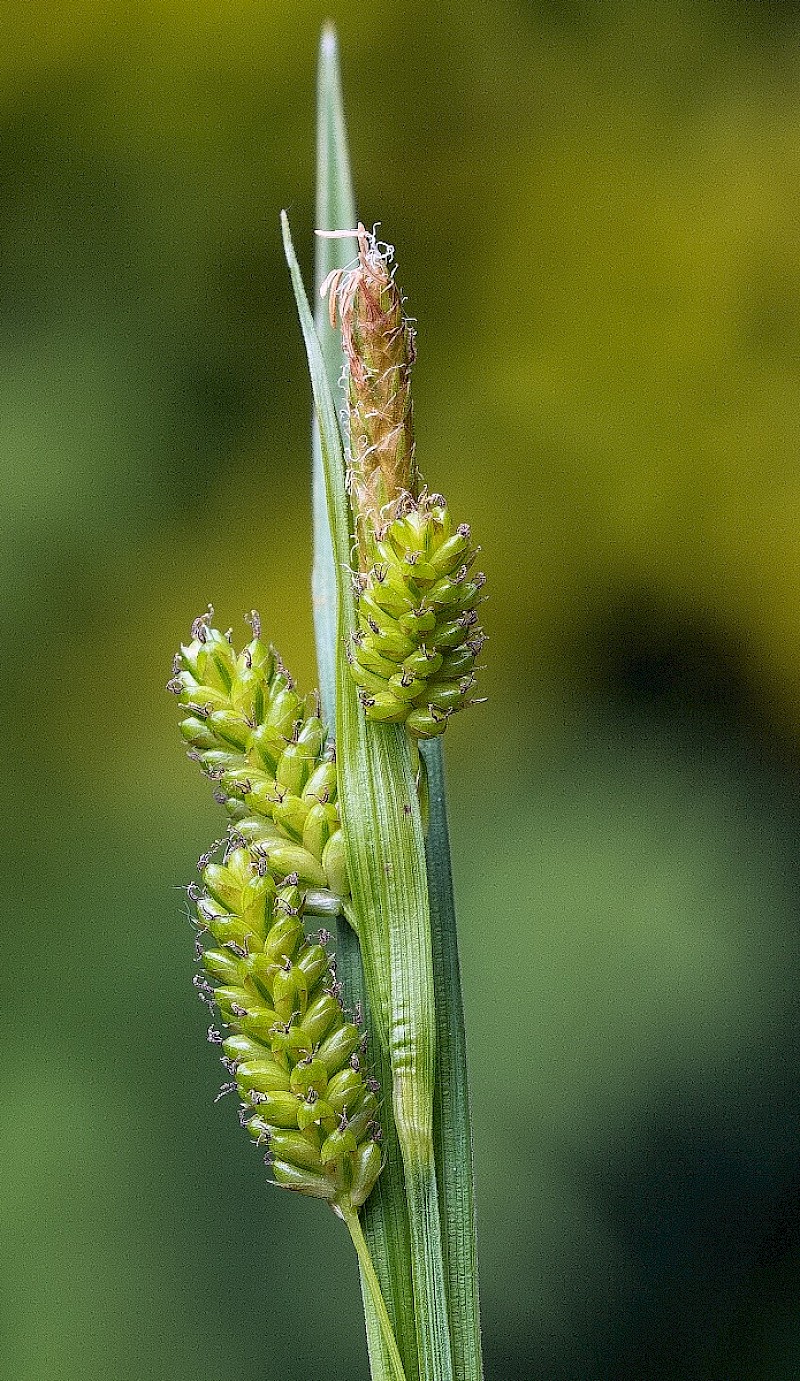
[4,2,800,1377]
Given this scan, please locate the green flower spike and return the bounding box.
[167,607,348,908]
[196,842,382,1211]
[169,611,383,1213]
[349,492,487,738]
[321,221,419,569]
[322,227,486,739]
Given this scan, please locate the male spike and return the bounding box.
[321,229,487,738]
[321,223,418,567]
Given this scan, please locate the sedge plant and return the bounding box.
[167,27,484,1381]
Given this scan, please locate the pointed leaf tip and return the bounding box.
[321,21,338,56]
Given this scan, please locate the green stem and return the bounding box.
[341,1204,409,1381]
[339,699,454,1381]
[311,29,397,1377]
[357,1051,419,1381]
[283,203,453,1381]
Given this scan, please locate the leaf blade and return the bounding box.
[422,737,485,1381]
[312,21,357,727]
[284,193,419,1381]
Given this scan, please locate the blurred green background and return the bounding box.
[3,2,800,1377]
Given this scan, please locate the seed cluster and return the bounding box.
[196,846,382,1206]
[168,609,347,901]
[348,495,486,738]
[169,611,382,1209]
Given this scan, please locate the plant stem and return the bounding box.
[341,1204,409,1381]
[337,676,455,1381]
[312,30,399,1376]
[305,37,421,1377]
[282,209,456,1381]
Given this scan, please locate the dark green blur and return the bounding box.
[4,3,800,1377]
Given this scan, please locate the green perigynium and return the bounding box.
[169,609,382,1213]
[323,225,486,740]
[169,606,348,904]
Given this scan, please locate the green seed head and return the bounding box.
[348,494,486,738]
[170,610,380,1212]
[195,845,382,1211]
[168,610,349,903]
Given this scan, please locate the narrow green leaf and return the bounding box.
[282,211,351,584]
[422,738,484,1381]
[284,201,419,1381]
[309,33,397,1374]
[312,21,357,729]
